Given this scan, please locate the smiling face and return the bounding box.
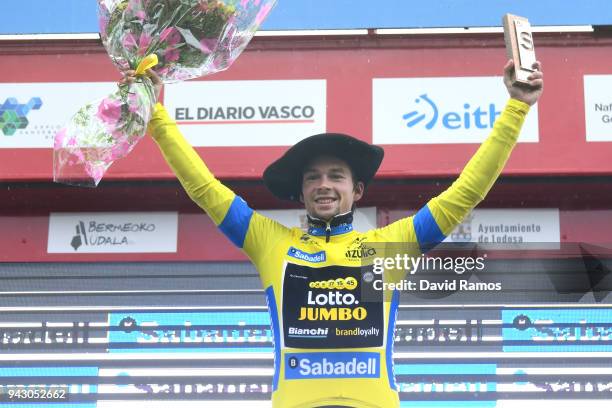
[300,155,364,222]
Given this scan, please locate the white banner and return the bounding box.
[444,208,560,246]
[164,80,326,146]
[259,207,377,232]
[584,75,612,141]
[47,212,178,253]
[0,82,117,148]
[373,76,539,144]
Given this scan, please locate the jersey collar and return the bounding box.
[307,211,354,240]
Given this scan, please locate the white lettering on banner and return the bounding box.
[372,76,539,144]
[165,80,326,147]
[584,75,612,141]
[0,82,117,148]
[47,212,178,253]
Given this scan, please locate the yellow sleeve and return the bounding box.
[148,103,289,261]
[385,99,530,252]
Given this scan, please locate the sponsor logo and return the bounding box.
[345,246,377,259]
[513,314,532,331]
[69,220,155,251]
[288,327,328,338]
[335,326,380,338]
[0,321,91,347]
[0,97,42,136]
[285,352,379,379]
[109,312,271,347]
[581,76,611,141]
[282,263,384,348]
[299,278,366,321]
[165,80,326,147]
[402,94,501,131]
[175,105,315,122]
[502,309,612,352]
[307,290,359,305]
[345,237,377,259]
[48,212,177,254]
[287,247,326,263]
[308,277,358,290]
[299,233,322,248]
[298,307,367,322]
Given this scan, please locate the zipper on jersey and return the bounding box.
[325,222,331,243]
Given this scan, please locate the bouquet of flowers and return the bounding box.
[54,0,277,186]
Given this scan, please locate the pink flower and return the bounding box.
[122,33,138,49]
[159,27,175,42]
[54,128,67,149]
[135,10,146,20]
[166,29,182,46]
[97,98,123,125]
[164,48,180,62]
[255,3,273,25]
[138,32,152,56]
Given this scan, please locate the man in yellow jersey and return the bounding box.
[123,59,543,407]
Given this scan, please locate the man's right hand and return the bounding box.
[119,68,163,103]
[503,59,543,107]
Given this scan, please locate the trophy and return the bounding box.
[503,14,537,85]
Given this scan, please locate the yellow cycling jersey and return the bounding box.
[148,99,530,408]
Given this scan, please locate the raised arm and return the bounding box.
[122,70,289,262]
[414,60,544,251]
[376,60,543,252]
[147,104,239,224]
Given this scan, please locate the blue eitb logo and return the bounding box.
[285,352,380,379]
[402,94,501,130]
[287,247,326,263]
